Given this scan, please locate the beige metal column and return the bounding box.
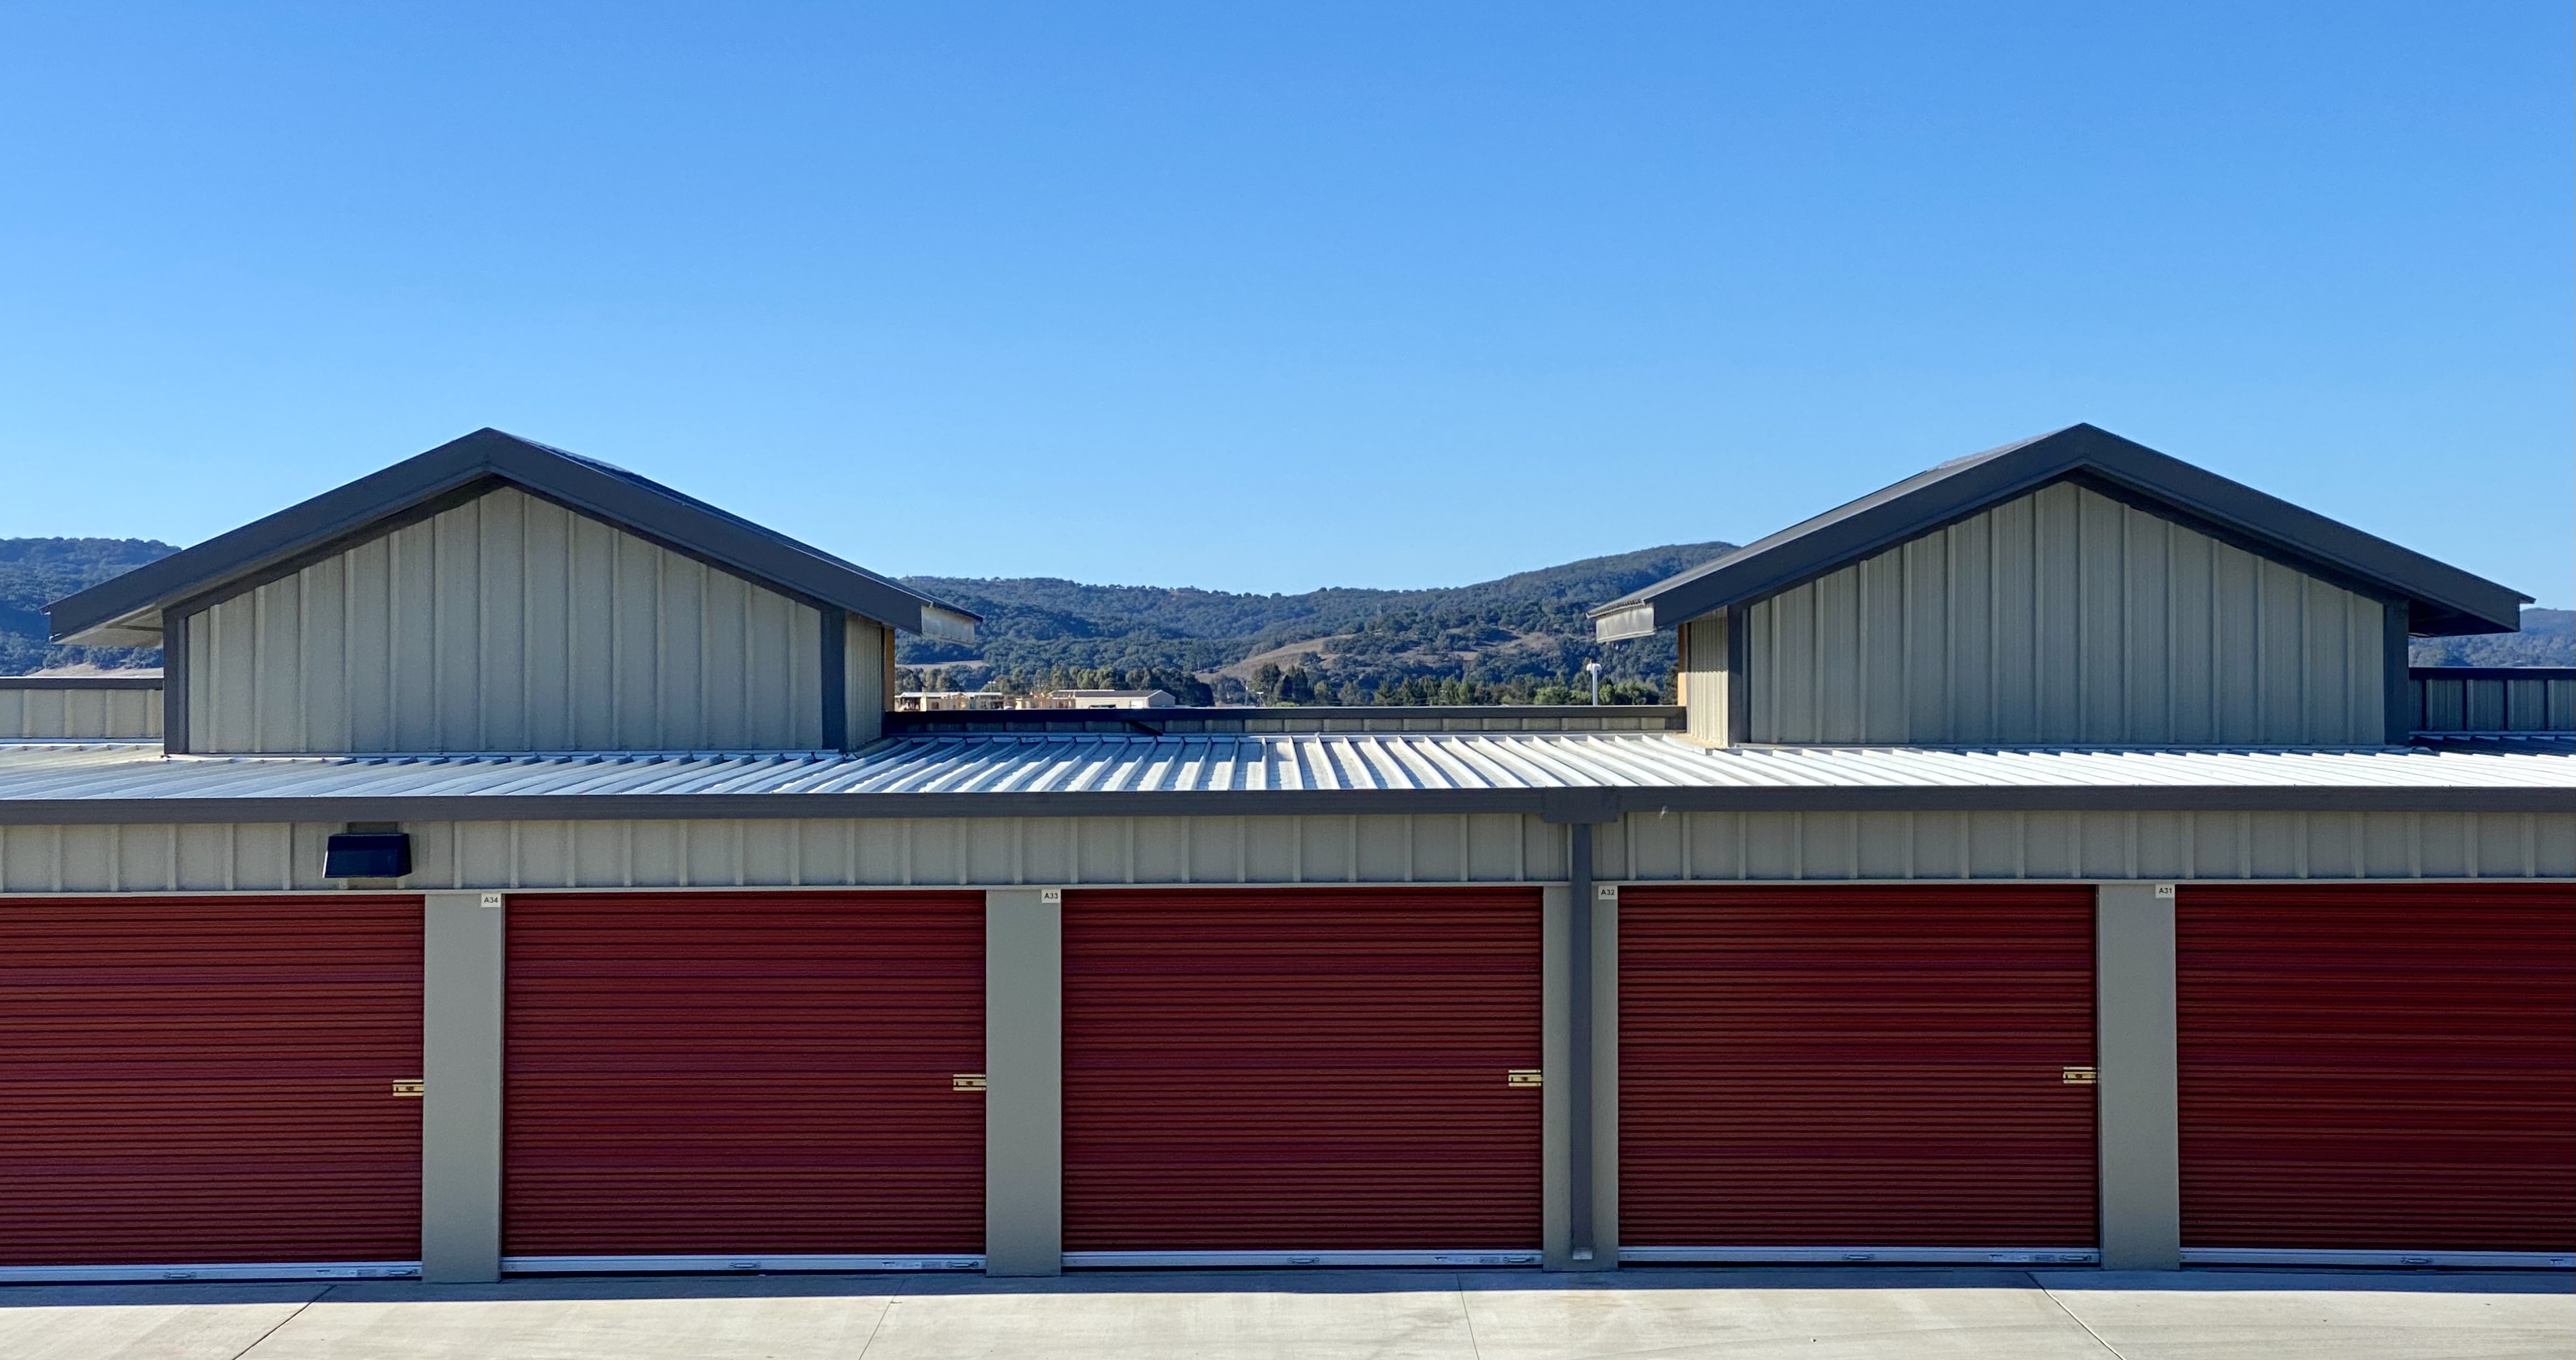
[421,890,506,1283]
[1587,881,1620,1269]
[2096,881,2182,1270]
[985,887,1062,1277]
[1542,885,1572,1267]
[1542,880,1619,1272]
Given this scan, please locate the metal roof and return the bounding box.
[1592,425,2529,640]
[48,428,978,647]
[1,731,2563,824]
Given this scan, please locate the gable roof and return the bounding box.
[1591,424,2528,641]
[48,428,978,647]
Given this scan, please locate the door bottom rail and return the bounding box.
[1619,1246,2101,1266]
[0,1260,421,1284]
[501,1254,985,1274]
[1062,1249,1544,1269]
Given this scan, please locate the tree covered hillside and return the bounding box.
[0,538,178,673]
[897,541,1738,704]
[2412,609,2575,667]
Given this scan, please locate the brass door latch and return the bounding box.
[391,1080,425,1097]
[1506,1070,1543,1089]
[2061,1066,2097,1085]
[952,1073,987,1092]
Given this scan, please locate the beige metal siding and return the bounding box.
[0,686,160,740]
[1677,613,1733,747]
[184,487,827,753]
[1744,481,2390,746]
[845,615,886,747]
[1,811,2564,895]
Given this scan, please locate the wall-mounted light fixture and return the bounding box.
[324,824,411,879]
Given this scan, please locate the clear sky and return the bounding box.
[3,4,2568,605]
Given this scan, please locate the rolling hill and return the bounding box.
[895,541,1741,704]
[0,538,180,674]
[4,536,2569,706]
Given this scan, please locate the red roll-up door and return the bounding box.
[504,891,983,1265]
[1620,886,2099,1258]
[0,895,423,1275]
[2178,883,2576,1257]
[1063,889,1543,1261]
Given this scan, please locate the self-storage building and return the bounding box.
[2,423,2568,1283]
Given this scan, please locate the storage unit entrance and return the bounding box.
[0,895,423,1281]
[1619,886,2100,1262]
[2177,883,2576,1266]
[502,891,985,1271]
[1061,888,1545,1266]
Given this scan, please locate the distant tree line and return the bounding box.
[897,658,1671,708]
[900,663,1216,706]
[1246,663,1668,706]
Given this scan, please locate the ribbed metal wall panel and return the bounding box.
[504,891,983,1256]
[0,895,421,1267]
[187,486,825,753]
[1619,886,2099,1248]
[1745,481,2389,745]
[1062,888,1544,1251]
[1678,612,1732,746]
[2177,883,2576,1252]
[2414,671,2575,733]
[844,615,886,747]
[3,811,2569,894]
[0,685,160,740]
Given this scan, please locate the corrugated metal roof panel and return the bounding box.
[0,732,2565,809]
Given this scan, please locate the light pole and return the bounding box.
[1584,660,1602,706]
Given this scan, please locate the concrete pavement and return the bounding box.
[0,1267,2565,1360]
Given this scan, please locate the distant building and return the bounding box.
[1042,689,1175,710]
[894,690,1008,712]
[895,688,1175,712]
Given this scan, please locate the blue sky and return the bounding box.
[2,4,2567,604]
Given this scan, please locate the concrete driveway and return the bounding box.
[0,1267,2565,1360]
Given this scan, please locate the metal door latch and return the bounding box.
[2060,1066,2097,1085]
[391,1080,425,1097]
[952,1073,988,1092]
[1506,1070,1543,1089]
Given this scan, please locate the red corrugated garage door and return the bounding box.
[0,895,423,1278]
[2178,883,2576,1261]
[1063,889,1543,1264]
[1620,886,2099,1261]
[505,891,983,1268]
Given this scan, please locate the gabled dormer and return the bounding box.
[47,430,976,755]
[1593,425,2528,749]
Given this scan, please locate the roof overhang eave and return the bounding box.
[1,781,2564,828]
[1591,601,1661,642]
[1582,429,2533,638]
[44,429,983,645]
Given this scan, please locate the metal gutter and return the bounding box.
[0,675,163,690]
